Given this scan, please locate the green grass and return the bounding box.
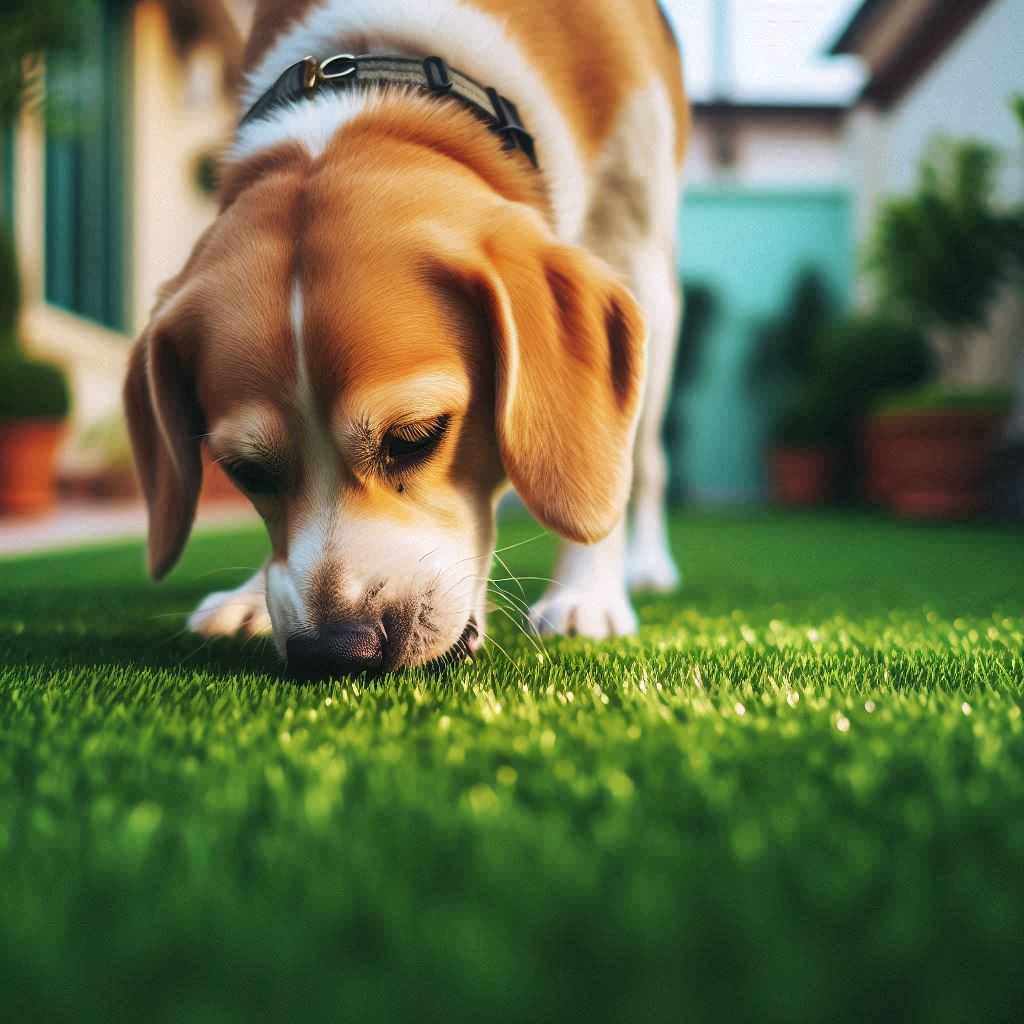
[1,511,1022,1022]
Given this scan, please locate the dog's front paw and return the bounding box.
[188,583,271,638]
[529,587,638,639]
[626,540,681,593]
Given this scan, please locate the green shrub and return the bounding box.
[0,348,70,419]
[816,316,932,414]
[872,385,1014,416]
[749,268,837,386]
[867,134,1020,348]
[772,385,842,446]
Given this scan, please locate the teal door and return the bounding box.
[675,189,852,502]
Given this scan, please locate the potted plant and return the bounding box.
[867,388,1012,519]
[0,0,91,515]
[815,316,932,505]
[751,270,841,507]
[863,124,1022,519]
[767,384,841,507]
[0,227,70,514]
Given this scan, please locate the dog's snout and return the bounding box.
[286,622,385,679]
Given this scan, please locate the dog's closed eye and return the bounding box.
[382,414,450,471]
[224,459,279,496]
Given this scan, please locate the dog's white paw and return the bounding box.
[626,541,681,593]
[188,584,271,638]
[529,587,638,639]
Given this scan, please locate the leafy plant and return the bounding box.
[749,268,836,387]
[0,348,69,419]
[0,0,92,124]
[752,268,840,448]
[816,315,932,415]
[866,134,1020,356]
[872,385,1013,417]
[674,282,718,388]
[772,384,843,447]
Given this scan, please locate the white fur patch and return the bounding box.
[284,276,339,608]
[236,0,589,239]
[188,567,272,639]
[232,89,377,163]
[529,522,638,638]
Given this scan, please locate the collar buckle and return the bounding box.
[301,54,357,97]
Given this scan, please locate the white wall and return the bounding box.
[131,1,237,335]
[844,0,1024,389]
[686,115,848,189]
[880,0,1024,202]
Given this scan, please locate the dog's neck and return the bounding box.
[220,88,550,219]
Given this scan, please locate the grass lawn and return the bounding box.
[1,510,1022,1021]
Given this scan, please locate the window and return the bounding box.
[44,0,130,331]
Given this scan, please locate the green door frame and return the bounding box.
[44,0,131,332]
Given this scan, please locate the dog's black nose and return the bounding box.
[286,623,385,679]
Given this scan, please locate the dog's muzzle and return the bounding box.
[286,623,385,679]
[285,617,480,679]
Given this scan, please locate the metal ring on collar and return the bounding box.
[318,54,358,81]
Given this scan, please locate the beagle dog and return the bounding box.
[125,0,688,676]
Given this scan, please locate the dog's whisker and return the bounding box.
[476,626,526,683]
[490,575,566,590]
[445,531,545,572]
[486,585,549,649]
[190,566,264,580]
[485,578,538,618]
[489,602,547,661]
[485,582,534,620]
[432,571,479,605]
[491,532,547,557]
[418,546,443,566]
[491,549,528,606]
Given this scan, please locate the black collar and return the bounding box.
[239,53,538,169]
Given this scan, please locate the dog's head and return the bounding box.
[125,131,645,674]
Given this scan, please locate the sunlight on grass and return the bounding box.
[0,511,1022,1021]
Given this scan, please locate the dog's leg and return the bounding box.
[528,521,637,639]
[188,562,271,638]
[626,244,682,593]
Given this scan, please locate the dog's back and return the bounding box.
[241,0,688,241]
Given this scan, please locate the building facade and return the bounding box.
[5,0,247,470]
[834,0,1024,390]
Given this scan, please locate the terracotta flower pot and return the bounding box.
[0,418,66,515]
[861,416,898,505]
[769,445,834,508]
[863,409,1004,520]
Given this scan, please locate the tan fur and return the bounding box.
[126,1,687,667]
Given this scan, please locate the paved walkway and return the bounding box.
[0,501,257,558]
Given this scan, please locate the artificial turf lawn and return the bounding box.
[0,511,1022,1022]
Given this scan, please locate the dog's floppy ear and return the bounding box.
[474,221,646,543]
[123,293,205,580]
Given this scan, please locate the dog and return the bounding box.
[124,0,688,676]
